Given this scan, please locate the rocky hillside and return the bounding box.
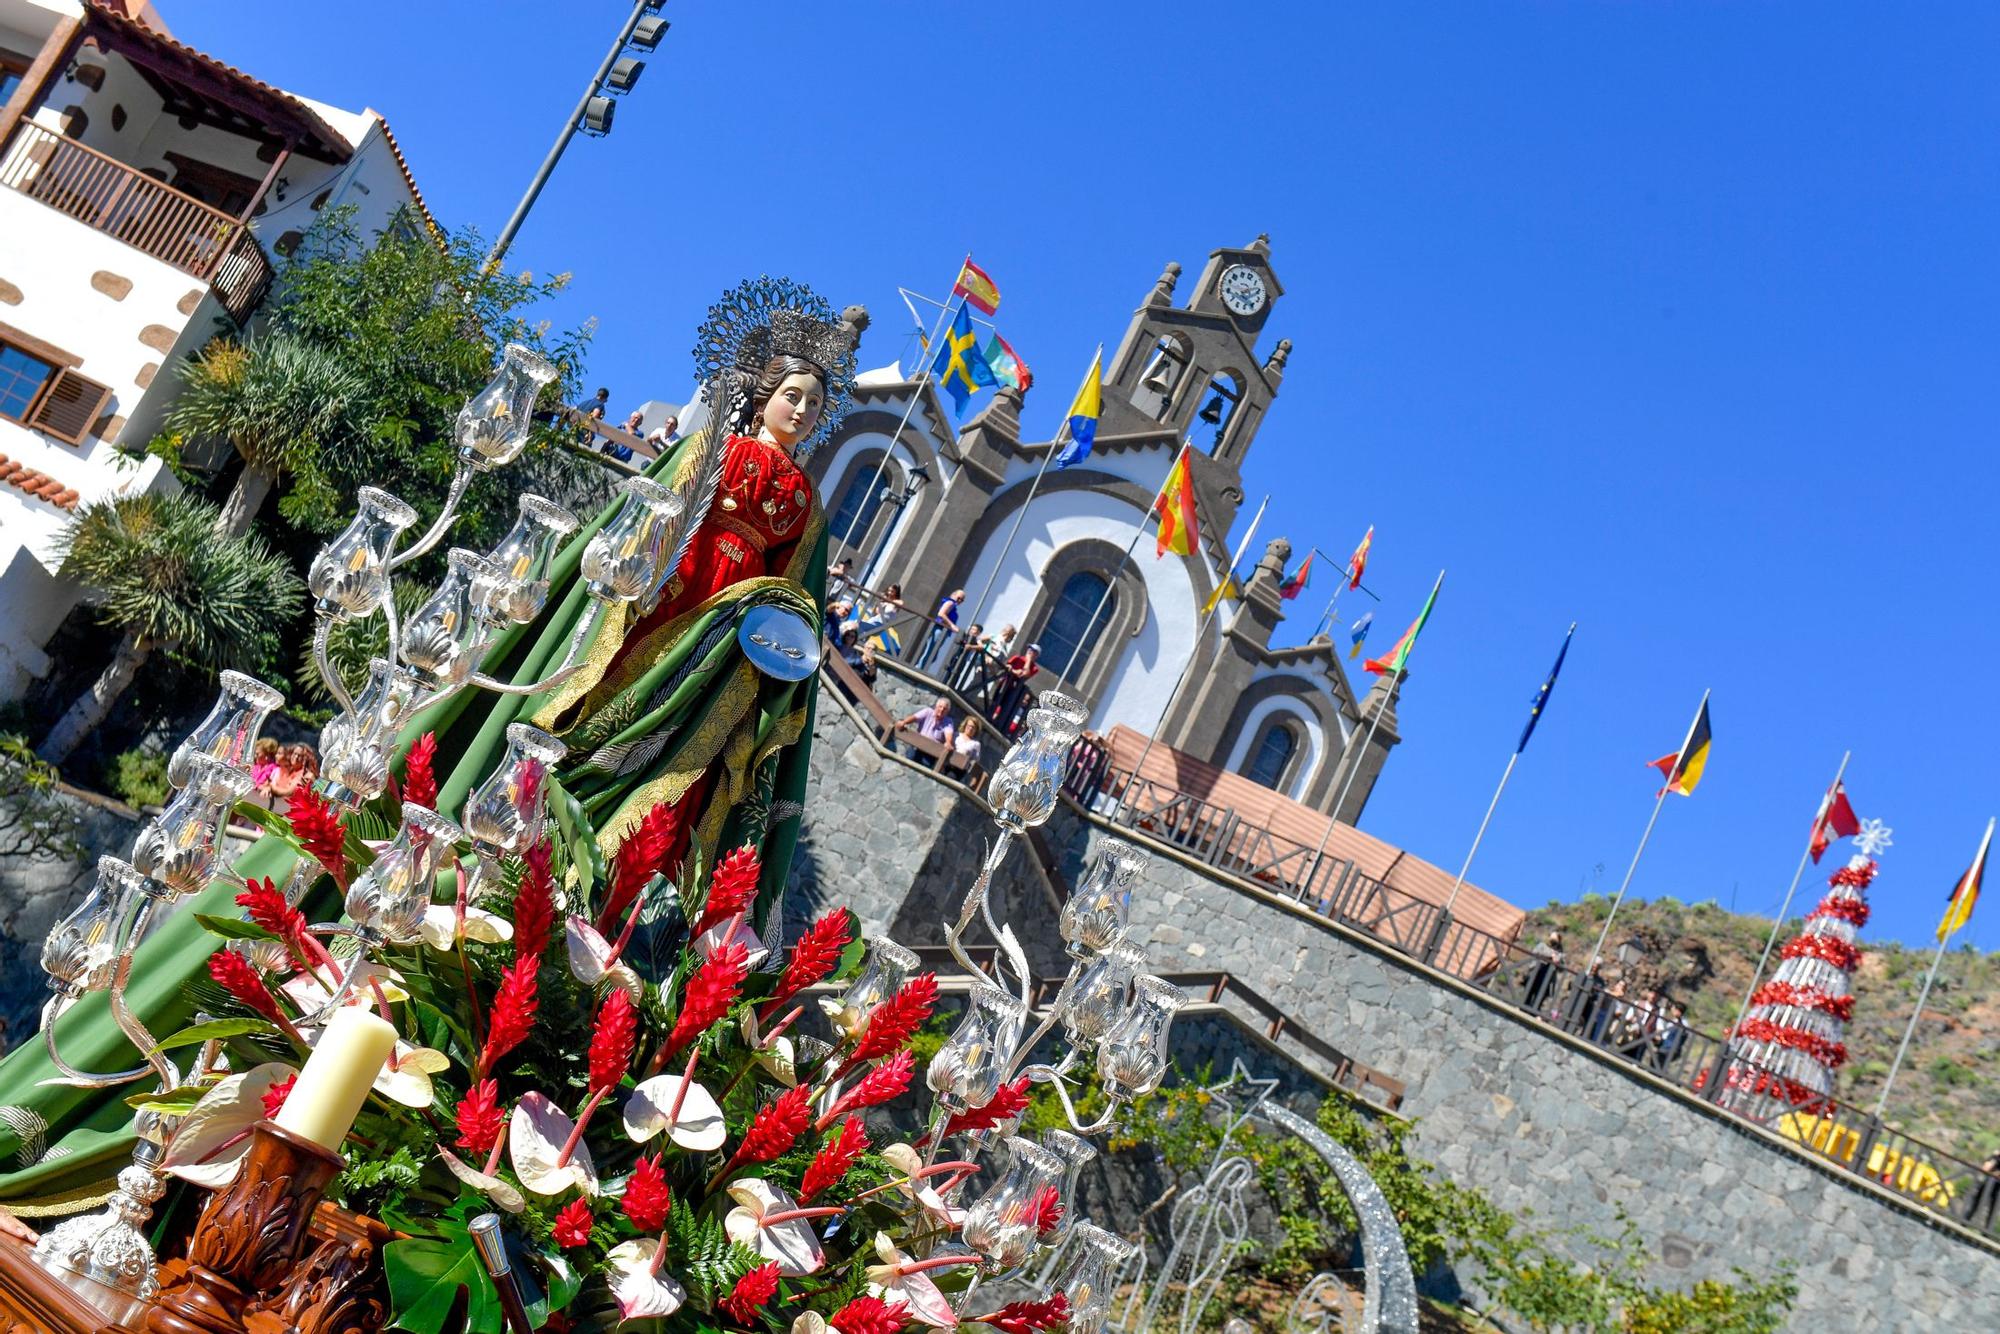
[1522,887,2000,1165]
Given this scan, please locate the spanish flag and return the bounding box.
[1348,525,1374,590]
[1649,694,1712,797]
[1937,818,1992,943]
[1154,444,1200,558]
[953,256,1001,315]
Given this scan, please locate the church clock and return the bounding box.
[1218,263,1268,318]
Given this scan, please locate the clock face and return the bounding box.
[1219,264,1268,317]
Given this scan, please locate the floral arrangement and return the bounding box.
[143,730,1137,1334]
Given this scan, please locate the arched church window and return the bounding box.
[1242,720,1298,791]
[828,455,894,549]
[1039,571,1113,682]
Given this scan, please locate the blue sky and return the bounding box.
[165,2,1998,952]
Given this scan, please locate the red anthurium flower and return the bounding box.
[622,1153,672,1232]
[719,1260,781,1323]
[799,1115,868,1203]
[552,1198,594,1249]
[402,732,439,810]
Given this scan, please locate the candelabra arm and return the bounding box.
[944,832,1016,982]
[40,893,170,1089]
[465,598,608,696]
[312,617,356,717]
[387,462,475,571]
[1028,1068,1118,1135]
[1001,960,1082,1082]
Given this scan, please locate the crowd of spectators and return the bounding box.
[1525,930,1688,1071]
[247,738,319,814]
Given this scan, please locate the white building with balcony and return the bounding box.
[0,0,429,697]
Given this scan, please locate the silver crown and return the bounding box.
[690,276,860,454]
[766,308,852,379]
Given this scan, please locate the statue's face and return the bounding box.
[760,371,824,449]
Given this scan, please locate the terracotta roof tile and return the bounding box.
[368,115,440,239]
[0,454,80,510]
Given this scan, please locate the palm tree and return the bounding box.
[37,493,305,764]
[166,333,369,536]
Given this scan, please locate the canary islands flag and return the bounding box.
[1649,694,1712,797]
[930,300,996,416]
[1054,348,1103,469]
[1154,444,1200,558]
[1937,818,1992,943]
[1347,611,1374,660]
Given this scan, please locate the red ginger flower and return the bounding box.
[402,731,439,810]
[832,1295,911,1334]
[260,1073,296,1121]
[1027,1184,1063,1238]
[622,1153,672,1232]
[600,801,681,932]
[513,840,556,963]
[588,990,640,1094]
[235,876,308,951]
[693,845,760,937]
[552,1198,593,1249]
[726,1084,813,1173]
[287,787,347,890]
[818,1051,914,1130]
[479,957,540,1077]
[209,949,281,1021]
[936,1077,1032,1141]
[662,941,747,1062]
[840,974,938,1075]
[976,1295,1070,1334]
[454,1079,505,1157]
[800,1115,868,1203]
[719,1260,781,1324]
[764,910,851,1014]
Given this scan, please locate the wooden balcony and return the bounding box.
[0,121,273,324]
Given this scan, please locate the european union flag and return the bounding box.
[929,300,996,416]
[1517,622,1575,753]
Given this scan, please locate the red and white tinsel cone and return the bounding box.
[1718,854,1874,1121]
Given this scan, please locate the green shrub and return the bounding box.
[107,747,171,808]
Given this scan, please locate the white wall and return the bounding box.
[1219,687,1334,802]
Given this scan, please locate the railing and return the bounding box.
[0,122,271,322]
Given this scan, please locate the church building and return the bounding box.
[805,236,1405,823]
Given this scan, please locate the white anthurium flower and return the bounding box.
[697,915,767,968]
[817,994,869,1042]
[790,1313,828,1334]
[723,1178,825,1277]
[279,959,408,1013]
[739,1008,798,1088]
[622,1074,727,1152]
[160,1063,296,1189]
[880,1144,969,1229]
[565,916,643,1001]
[606,1239,687,1320]
[509,1091,598,1197]
[419,904,514,952]
[297,1025,447,1110]
[437,1146,526,1214]
[865,1231,960,1329]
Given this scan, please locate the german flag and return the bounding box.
[1937,818,1992,943]
[1153,445,1200,558]
[1649,695,1712,796]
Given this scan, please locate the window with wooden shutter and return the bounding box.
[27,368,113,445]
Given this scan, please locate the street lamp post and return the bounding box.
[482,0,669,274]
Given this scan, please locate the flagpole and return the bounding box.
[1060,523,1148,686]
[1874,817,1993,1120]
[838,281,962,558]
[1440,752,1520,919]
[1721,751,1851,1046]
[1584,687,1711,976]
[964,344,1102,633]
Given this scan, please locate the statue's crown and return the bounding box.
[765,308,852,376]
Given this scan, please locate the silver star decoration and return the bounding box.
[1855,817,1894,857]
[1201,1057,1280,1144]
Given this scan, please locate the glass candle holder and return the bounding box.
[477,493,579,625]
[1053,1222,1140,1334]
[1039,1129,1097,1245]
[1059,840,1145,958]
[345,802,464,945]
[988,708,1071,832]
[42,856,146,996]
[837,938,919,1018]
[1062,942,1146,1048]
[456,343,559,470]
[962,1135,1065,1272]
[307,487,418,619]
[926,981,1027,1115]
[582,477,685,603]
[460,723,566,854]
[168,671,284,789]
[1036,690,1090,742]
[1096,976,1187,1102]
[400,548,498,689]
[130,755,252,898]
[318,660,426,809]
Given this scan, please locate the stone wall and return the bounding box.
[0,787,140,1049]
[798,672,2000,1328]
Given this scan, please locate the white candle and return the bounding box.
[275,1006,397,1152]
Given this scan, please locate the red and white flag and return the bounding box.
[1809,781,1861,863]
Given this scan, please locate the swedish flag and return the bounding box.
[929,300,996,416]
